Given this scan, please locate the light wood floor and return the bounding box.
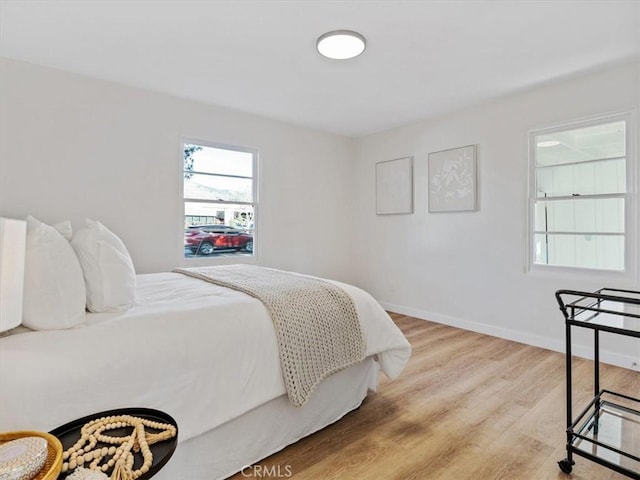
[230,313,640,480]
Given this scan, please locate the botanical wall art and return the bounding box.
[376,156,413,215]
[428,145,477,212]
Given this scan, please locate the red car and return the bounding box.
[185,225,253,255]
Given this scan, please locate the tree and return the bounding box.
[183,144,203,179]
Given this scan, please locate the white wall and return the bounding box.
[2,57,638,368]
[352,61,640,369]
[0,58,355,281]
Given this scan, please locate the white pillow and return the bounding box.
[53,220,73,241]
[22,216,87,330]
[71,219,136,313]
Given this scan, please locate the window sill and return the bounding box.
[179,253,257,269]
[527,263,637,287]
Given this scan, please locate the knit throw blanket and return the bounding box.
[173,265,366,407]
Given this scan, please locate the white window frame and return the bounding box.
[526,111,637,281]
[179,137,259,266]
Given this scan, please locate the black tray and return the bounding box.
[49,407,178,480]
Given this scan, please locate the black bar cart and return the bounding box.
[555,288,640,478]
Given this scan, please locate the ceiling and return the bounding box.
[1,0,638,137]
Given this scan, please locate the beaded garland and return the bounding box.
[60,415,177,480]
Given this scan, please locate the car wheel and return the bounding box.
[244,241,253,253]
[198,241,214,255]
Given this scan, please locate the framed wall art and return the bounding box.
[375,156,413,215]
[428,145,477,212]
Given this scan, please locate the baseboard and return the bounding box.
[380,301,639,372]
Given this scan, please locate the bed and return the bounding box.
[0,223,411,480]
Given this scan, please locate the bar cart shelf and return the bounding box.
[555,288,640,479]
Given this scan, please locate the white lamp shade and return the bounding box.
[0,217,27,332]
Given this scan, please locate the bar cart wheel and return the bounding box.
[558,459,573,474]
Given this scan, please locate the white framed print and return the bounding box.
[376,157,413,215]
[428,145,477,212]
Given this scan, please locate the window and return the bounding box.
[529,114,634,272]
[182,139,257,258]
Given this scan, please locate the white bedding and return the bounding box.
[0,268,411,444]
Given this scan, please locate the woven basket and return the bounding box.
[0,430,63,480]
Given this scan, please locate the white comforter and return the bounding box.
[0,269,411,442]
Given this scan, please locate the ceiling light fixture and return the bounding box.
[316,30,366,60]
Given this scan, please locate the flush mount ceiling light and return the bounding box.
[316,30,366,60]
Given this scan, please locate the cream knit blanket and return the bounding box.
[173,265,366,407]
